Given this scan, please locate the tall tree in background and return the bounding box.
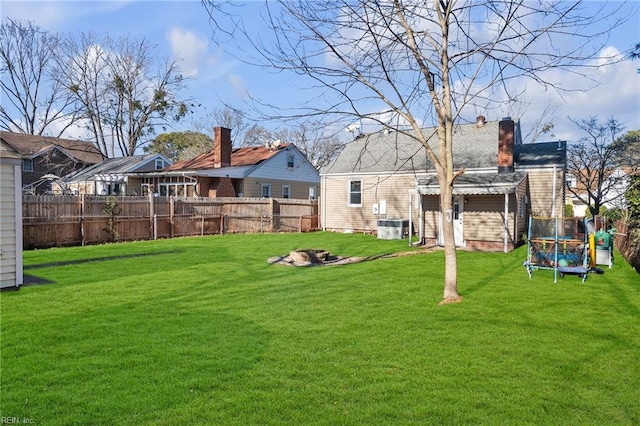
[0,19,79,136]
[566,118,638,217]
[204,1,629,303]
[144,131,213,162]
[57,33,191,157]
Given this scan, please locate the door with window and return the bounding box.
[453,196,464,246]
[438,195,464,247]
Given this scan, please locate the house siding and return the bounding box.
[524,166,565,217]
[249,149,320,183]
[243,178,316,200]
[421,189,526,251]
[321,174,419,232]
[0,157,23,288]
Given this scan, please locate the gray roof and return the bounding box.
[514,141,566,166]
[64,154,170,181]
[323,120,565,175]
[417,172,528,195]
[323,121,504,174]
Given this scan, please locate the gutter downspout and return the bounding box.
[321,174,326,231]
[408,190,413,246]
[504,193,509,253]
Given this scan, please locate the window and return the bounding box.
[519,195,528,218]
[566,175,577,188]
[261,183,271,198]
[287,153,295,169]
[155,158,165,169]
[282,185,291,199]
[308,186,317,200]
[348,180,362,206]
[22,158,34,172]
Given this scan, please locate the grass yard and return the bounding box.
[1,232,639,425]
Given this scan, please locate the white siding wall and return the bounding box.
[0,161,23,288]
[249,148,320,184]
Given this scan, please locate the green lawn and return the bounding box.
[1,232,638,425]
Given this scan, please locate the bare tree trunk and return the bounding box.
[440,185,460,302]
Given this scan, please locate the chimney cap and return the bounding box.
[500,116,513,121]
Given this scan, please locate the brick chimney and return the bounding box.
[498,117,515,174]
[214,127,232,168]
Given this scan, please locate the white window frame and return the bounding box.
[348,180,362,207]
[308,186,317,200]
[155,158,165,169]
[261,183,271,198]
[282,185,291,199]
[286,153,295,169]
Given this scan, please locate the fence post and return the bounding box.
[270,198,280,232]
[80,194,86,246]
[148,192,154,240]
[170,196,174,238]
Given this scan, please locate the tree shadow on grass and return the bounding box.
[0,305,271,424]
[24,250,183,270]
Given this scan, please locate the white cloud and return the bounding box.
[227,74,249,98]
[1,1,131,31]
[167,27,210,78]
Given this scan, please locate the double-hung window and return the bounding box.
[348,180,362,206]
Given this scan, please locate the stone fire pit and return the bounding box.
[267,249,347,267]
[267,248,430,267]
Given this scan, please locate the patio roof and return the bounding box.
[417,172,527,195]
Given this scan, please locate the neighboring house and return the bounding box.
[0,140,23,289]
[154,127,320,199]
[566,166,634,217]
[63,154,172,196]
[321,117,567,252]
[0,131,103,194]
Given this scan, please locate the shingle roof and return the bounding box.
[166,144,290,171]
[0,131,103,164]
[322,121,502,174]
[323,121,565,175]
[65,154,166,181]
[514,141,566,166]
[417,172,528,195]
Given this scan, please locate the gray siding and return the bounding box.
[0,159,22,288]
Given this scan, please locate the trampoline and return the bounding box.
[523,216,590,283]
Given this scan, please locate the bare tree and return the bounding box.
[0,19,79,136]
[57,33,191,157]
[193,106,273,147]
[203,0,630,303]
[566,118,637,217]
[270,121,344,170]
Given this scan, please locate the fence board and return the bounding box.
[23,195,318,249]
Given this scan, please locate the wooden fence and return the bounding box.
[23,195,319,249]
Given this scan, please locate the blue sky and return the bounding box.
[2,0,640,144]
